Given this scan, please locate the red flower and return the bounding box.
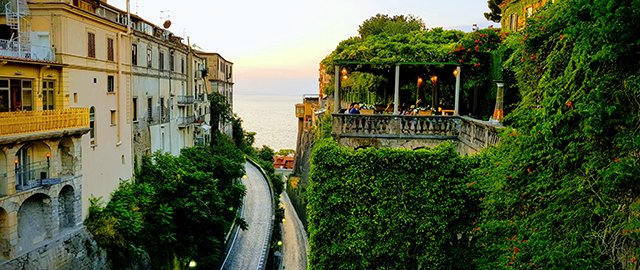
[614,158,620,163]
[514,247,519,255]
[459,59,464,63]
[475,45,480,51]
[632,257,637,263]
[474,63,481,67]
[567,101,573,108]
[475,39,480,44]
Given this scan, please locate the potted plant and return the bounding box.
[360,103,376,115]
[416,106,434,116]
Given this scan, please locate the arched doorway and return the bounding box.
[18,194,52,252]
[58,138,75,177]
[15,142,51,191]
[0,207,9,259]
[58,185,76,230]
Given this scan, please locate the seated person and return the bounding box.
[349,103,360,114]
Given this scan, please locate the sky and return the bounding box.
[108,0,496,96]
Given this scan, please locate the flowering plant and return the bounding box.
[360,103,376,110]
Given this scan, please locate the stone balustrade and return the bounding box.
[332,113,501,152]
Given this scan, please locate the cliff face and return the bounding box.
[1,228,110,270]
[289,127,316,229]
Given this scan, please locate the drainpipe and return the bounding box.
[116,0,132,146]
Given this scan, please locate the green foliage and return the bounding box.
[358,14,425,39]
[208,92,233,145]
[484,0,504,22]
[275,149,295,156]
[323,27,462,69]
[474,0,640,268]
[307,139,479,269]
[85,139,246,269]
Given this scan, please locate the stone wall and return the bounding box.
[0,227,109,270]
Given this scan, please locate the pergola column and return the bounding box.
[393,65,400,115]
[334,66,340,113]
[454,65,461,116]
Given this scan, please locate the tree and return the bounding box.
[483,0,503,22]
[358,14,425,39]
[85,142,247,269]
[209,92,233,147]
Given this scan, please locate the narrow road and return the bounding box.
[222,162,273,270]
[281,191,308,269]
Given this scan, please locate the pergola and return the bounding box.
[333,61,462,115]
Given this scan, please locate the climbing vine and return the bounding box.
[307,139,480,269]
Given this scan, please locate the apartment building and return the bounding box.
[24,0,133,217]
[500,0,557,32]
[201,52,233,137]
[0,0,88,259]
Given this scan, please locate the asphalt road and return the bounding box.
[221,162,273,270]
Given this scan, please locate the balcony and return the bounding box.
[0,39,56,62]
[332,114,501,153]
[15,160,60,192]
[177,116,196,127]
[0,108,90,141]
[176,95,195,106]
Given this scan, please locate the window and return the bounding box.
[88,32,96,58]
[110,110,116,125]
[132,97,138,121]
[107,75,114,93]
[169,51,174,71]
[107,37,114,61]
[147,47,152,67]
[159,51,165,70]
[181,58,184,73]
[90,106,96,142]
[132,44,138,65]
[147,97,152,121]
[160,97,165,120]
[42,81,55,110]
[0,79,8,112]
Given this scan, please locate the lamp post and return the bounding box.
[416,77,423,106]
[491,80,505,123]
[430,75,438,109]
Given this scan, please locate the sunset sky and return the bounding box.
[108,0,496,96]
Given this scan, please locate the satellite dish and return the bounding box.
[163,20,172,29]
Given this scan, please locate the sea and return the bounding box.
[233,95,300,151]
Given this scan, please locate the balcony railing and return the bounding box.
[177,115,196,127]
[15,160,60,192]
[176,95,195,105]
[332,114,501,149]
[333,114,460,138]
[0,108,90,137]
[0,39,56,62]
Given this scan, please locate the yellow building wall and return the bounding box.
[0,61,65,111]
[500,0,555,32]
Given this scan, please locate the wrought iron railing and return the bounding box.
[176,95,195,105]
[177,116,195,126]
[0,108,90,136]
[15,160,60,192]
[0,39,55,61]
